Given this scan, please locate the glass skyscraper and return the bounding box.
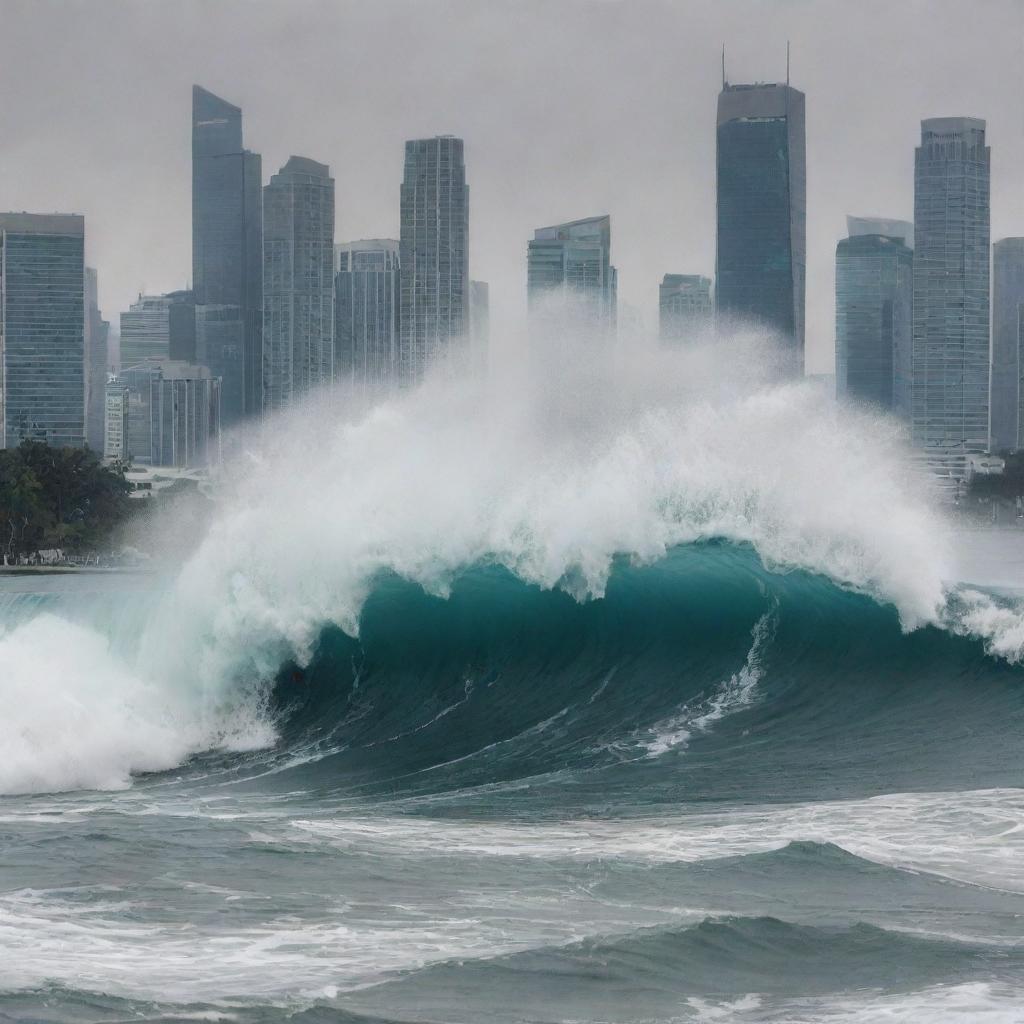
[991,238,1024,453]
[912,118,990,475]
[0,213,85,449]
[527,215,617,329]
[659,274,712,342]
[399,136,469,383]
[120,292,195,367]
[84,267,109,451]
[468,280,490,373]
[835,218,913,416]
[263,157,335,413]
[192,85,263,423]
[715,82,806,365]
[335,240,400,390]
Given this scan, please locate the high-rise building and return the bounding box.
[334,239,400,389]
[399,136,469,382]
[119,292,195,367]
[263,157,335,412]
[991,238,1024,453]
[0,213,85,449]
[912,118,990,475]
[195,304,244,423]
[192,85,262,422]
[84,267,109,451]
[468,280,490,372]
[659,274,712,342]
[716,81,806,363]
[834,219,913,416]
[527,215,617,328]
[103,377,130,461]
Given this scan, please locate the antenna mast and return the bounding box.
[722,45,726,88]
[786,41,790,85]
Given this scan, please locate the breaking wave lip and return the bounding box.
[2,332,1024,798]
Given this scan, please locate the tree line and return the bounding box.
[0,442,133,563]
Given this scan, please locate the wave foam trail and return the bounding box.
[0,327,1003,794]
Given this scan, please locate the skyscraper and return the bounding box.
[334,239,400,389]
[991,238,1024,453]
[716,81,806,363]
[527,215,617,329]
[468,280,490,373]
[912,117,990,474]
[192,85,263,423]
[120,292,195,367]
[84,267,109,451]
[0,213,85,449]
[659,274,712,342]
[399,136,469,382]
[834,219,913,415]
[263,157,335,413]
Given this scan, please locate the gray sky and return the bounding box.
[1,0,1022,372]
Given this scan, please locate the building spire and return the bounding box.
[786,41,790,85]
[722,45,727,88]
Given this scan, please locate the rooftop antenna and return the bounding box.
[786,41,790,85]
[722,45,727,88]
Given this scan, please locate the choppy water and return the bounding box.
[3,346,1024,1021]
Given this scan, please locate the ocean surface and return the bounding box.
[3,359,1024,1022]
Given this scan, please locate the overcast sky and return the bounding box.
[1,0,1022,372]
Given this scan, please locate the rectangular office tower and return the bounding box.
[84,267,109,451]
[192,85,263,423]
[335,240,400,389]
[912,118,990,474]
[716,82,806,364]
[0,213,85,448]
[527,215,617,329]
[991,238,1024,453]
[263,157,335,413]
[659,275,712,341]
[835,218,913,416]
[399,136,469,382]
[120,292,196,367]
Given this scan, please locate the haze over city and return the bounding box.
[2,0,1022,373]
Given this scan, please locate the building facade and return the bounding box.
[84,267,109,451]
[469,279,490,373]
[527,215,617,329]
[119,291,195,367]
[991,238,1024,453]
[195,304,244,423]
[716,82,806,364]
[334,239,400,389]
[263,157,335,413]
[659,274,712,341]
[192,85,262,423]
[835,224,913,415]
[399,136,469,382]
[912,117,990,475]
[103,377,130,461]
[0,213,85,449]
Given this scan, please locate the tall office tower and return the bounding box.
[84,268,109,450]
[334,239,400,389]
[527,215,617,329]
[991,238,1024,453]
[150,363,221,468]
[192,85,263,423]
[263,157,335,412]
[912,118,990,476]
[195,304,244,422]
[399,136,469,382]
[119,292,195,367]
[716,81,806,364]
[834,218,913,415]
[0,213,85,448]
[659,274,712,341]
[468,280,490,372]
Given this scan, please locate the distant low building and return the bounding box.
[103,377,130,462]
[659,275,712,342]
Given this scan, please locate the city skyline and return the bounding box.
[2,0,1022,374]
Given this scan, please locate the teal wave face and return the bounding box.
[220,542,1024,811]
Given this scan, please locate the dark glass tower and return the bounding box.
[835,221,913,416]
[0,213,85,449]
[715,81,806,364]
[335,240,400,390]
[659,274,712,342]
[991,238,1024,453]
[263,156,335,413]
[399,136,469,383]
[912,117,990,474]
[192,85,263,423]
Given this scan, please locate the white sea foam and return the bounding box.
[0,328,1017,795]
